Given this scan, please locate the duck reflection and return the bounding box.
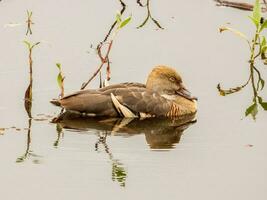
[53,112,196,149]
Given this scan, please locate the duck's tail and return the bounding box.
[50,99,61,106]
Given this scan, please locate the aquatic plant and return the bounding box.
[102,0,126,42]
[137,0,164,29]
[23,40,40,118]
[23,41,40,81]
[81,13,131,90]
[56,63,65,98]
[218,0,267,119]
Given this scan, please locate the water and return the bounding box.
[0,0,267,199]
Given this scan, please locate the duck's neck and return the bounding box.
[163,94,197,115]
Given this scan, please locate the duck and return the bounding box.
[50,65,197,118]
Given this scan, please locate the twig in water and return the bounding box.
[137,0,164,29]
[81,41,113,90]
[214,0,267,12]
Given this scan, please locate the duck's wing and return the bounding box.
[57,92,117,116]
[111,88,174,117]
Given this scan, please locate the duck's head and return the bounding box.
[146,65,197,101]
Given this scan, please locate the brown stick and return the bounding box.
[214,0,267,11]
[137,0,146,7]
[81,41,113,90]
[215,0,253,11]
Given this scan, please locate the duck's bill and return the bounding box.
[176,88,198,101]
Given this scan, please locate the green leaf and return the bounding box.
[23,40,31,49]
[116,13,121,24]
[245,103,258,119]
[259,79,265,90]
[119,16,131,29]
[261,45,267,52]
[258,96,267,110]
[260,40,267,59]
[257,77,265,91]
[260,20,267,32]
[261,36,266,46]
[56,63,65,97]
[57,73,63,88]
[248,16,259,27]
[56,63,61,70]
[252,0,261,26]
[56,63,63,87]
[27,10,33,18]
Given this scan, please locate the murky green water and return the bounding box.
[0,0,267,200]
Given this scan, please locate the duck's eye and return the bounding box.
[169,77,176,82]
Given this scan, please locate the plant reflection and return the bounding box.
[16,119,41,164]
[17,96,42,163]
[95,132,127,187]
[54,124,64,147]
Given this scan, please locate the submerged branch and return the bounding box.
[214,0,267,12]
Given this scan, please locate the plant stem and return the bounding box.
[29,48,33,83]
[250,29,260,102]
[81,41,113,90]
